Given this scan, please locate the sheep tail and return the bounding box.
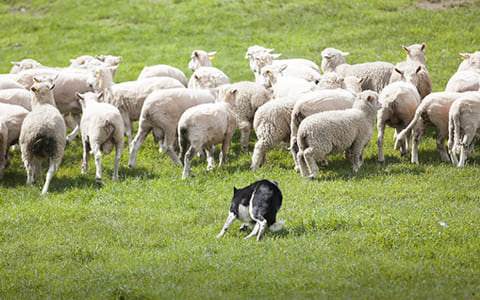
[30,134,57,159]
[100,119,116,155]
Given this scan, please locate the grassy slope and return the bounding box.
[1,0,480,298]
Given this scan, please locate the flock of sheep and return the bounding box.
[1,43,480,194]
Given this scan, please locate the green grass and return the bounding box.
[2,0,480,298]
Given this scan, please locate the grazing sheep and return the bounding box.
[19,78,66,195]
[321,47,394,93]
[75,92,124,184]
[289,88,357,170]
[389,43,432,99]
[87,65,185,144]
[0,88,32,110]
[128,88,216,168]
[445,70,480,93]
[217,179,284,241]
[0,103,29,178]
[377,76,421,162]
[178,102,237,179]
[456,51,480,72]
[250,96,298,170]
[216,82,271,152]
[396,92,472,164]
[296,91,380,178]
[447,93,480,167]
[188,67,230,89]
[261,65,316,99]
[137,64,188,87]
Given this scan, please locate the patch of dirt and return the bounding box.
[417,0,475,10]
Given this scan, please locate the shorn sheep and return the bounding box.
[261,65,316,99]
[445,52,480,93]
[19,77,66,195]
[75,92,125,185]
[447,93,480,167]
[296,91,380,179]
[0,103,29,178]
[216,82,271,152]
[178,102,237,179]
[396,92,472,164]
[376,73,421,162]
[137,64,188,87]
[321,47,394,93]
[187,50,230,89]
[128,88,216,168]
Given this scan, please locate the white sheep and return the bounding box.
[19,77,66,195]
[396,92,471,164]
[216,82,271,152]
[178,102,237,179]
[75,92,124,184]
[250,96,298,170]
[87,65,185,144]
[0,103,28,178]
[445,70,480,93]
[137,64,188,87]
[376,77,421,163]
[261,65,316,99]
[10,59,43,74]
[188,67,230,89]
[447,93,480,167]
[0,76,24,90]
[0,88,32,110]
[289,88,357,170]
[69,55,122,70]
[321,47,394,93]
[296,91,380,178]
[128,88,216,168]
[456,51,480,72]
[188,50,217,71]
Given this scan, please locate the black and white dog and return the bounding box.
[216,179,284,240]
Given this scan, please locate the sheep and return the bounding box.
[128,88,216,168]
[321,47,394,93]
[447,93,480,167]
[250,96,298,170]
[137,64,188,87]
[245,45,275,73]
[0,76,24,90]
[75,92,124,184]
[87,65,185,144]
[19,77,66,195]
[389,43,432,99]
[188,50,217,71]
[0,103,29,178]
[296,91,380,178]
[178,101,237,179]
[187,67,230,89]
[395,92,472,164]
[445,70,480,93]
[69,55,122,70]
[289,88,357,170]
[261,65,316,99]
[216,82,271,152]
[376,76,421,163]
[10,59,43,74]
[456,51,480,72]
[0,88,32,110]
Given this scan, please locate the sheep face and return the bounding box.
[87,66,116,91]
[461,51,480,70]
[320,48,348,73]
[10,59,42,74]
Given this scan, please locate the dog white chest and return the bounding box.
[237,204,252,223]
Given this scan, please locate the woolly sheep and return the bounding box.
[19,78,66,195]
[69,55,122,70]
[289,88,357,170]
[261,65,316,99]
[0,77,24,90]
[128,88,216,168]
[188,67,230,89]
[178,101,237,179]
[321,47,394,93]
[216,82,271,152]
[445,70,480,93]
[0,103,28,178]
[396,92,471,164]
[250,96,297,170]
[447,93,480,167]
[87,65,185,144]
[296,91,380,178]
[137,64,188,87]
[0,88,32,110]
[75,92,124,184]
[456,51,480,72]
[376,78,421,162]
[10,59,43,74]
[188,50,217,72]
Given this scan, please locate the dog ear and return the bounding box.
[233,187,238,193]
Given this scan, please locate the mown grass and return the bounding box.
[1,0,480,298]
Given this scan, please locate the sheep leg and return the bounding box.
[216,212,237,238]
[128,126,151,169]
[436,134,450,163]
[90,145,103,184]
[66,113,81,145]
[163,132,182,166]
[290,136,300,172]
[303,147,319,179]
[113,142,122,181]
[25,161,36,185]
[377,116,387,163]
[219,136,232,168]
[120,111,133,146]
[238,121,251,152]
[205,145,216,171]
[81,140,90,174]
[251,139,270,170]
[41,160,56,196]
[182,146,196,179]
[411,121,427,164]
[296,150,310,178]
[458,133,474,167]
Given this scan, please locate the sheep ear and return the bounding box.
[69,59,75,64]
[460,53,470,60]
[108,66,118,75]
[49,83,55,90]
[33,77,40,84]
[208,51,217,60]
[395,68,403,75]
[229,88,238,95]
[421,43,426,51]
[341,51,350,56]
[416,65,422,73]
[279,64,288,72]
[266,70,273,77]
[95,55,106,62]
[11,61,20,67]
[97,91,104,100]
[194,51,199,57]
[75,92,84,100]
[272,53,282,59]
[402,46,409,54]
[31,87,38,95]
[194,74,199,80]
[359,77,365,84]
[266,48,275,53]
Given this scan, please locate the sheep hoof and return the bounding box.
[307,174,316,181]
[95,177,102,186]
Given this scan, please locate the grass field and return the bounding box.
[1,0,480,298]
